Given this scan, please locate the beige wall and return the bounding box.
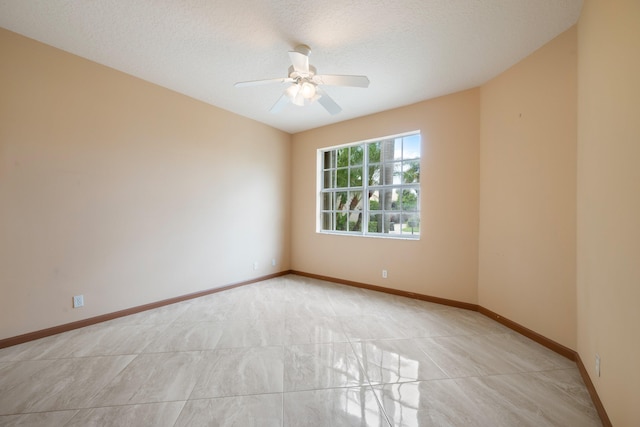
[0,29,291,340]
[577,1,640,424]
[291,90,480,303]
[477,27,578,349]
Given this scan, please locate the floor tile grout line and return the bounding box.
[0,395,193,417]
[79,352,141,412]
[168,401,188,427]
[343,316,395,425]
[60,409,82,427]
[281,384,384,394]
[0,408,80,418]
[0,353,143,416]
[357,342,395,426]
[412,339,453,379]
[369,383,393,427]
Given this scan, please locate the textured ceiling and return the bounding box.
[0,0,583,133]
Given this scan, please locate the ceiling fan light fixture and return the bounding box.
[300,81,316,99]
[292,88,305,107]
[286,84,300,99]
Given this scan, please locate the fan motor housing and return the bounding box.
[288,65,316,80]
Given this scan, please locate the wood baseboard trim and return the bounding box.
[291,271,570,360]
[0,270,290,350]
[290,270,479,311]
[576,353,613,427]
[476,306,576,361]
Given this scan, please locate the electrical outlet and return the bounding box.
[272,259,276,267]
[73,295,84,308]
[382,269,388,279]
[595,354,601,377]
[253,261,258,270]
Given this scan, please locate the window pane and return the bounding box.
[368,212,383,232]
[401,189,419,211]
[336,191,348,210]
[381,139,396,163]
[379,188,397,210]
[323,170,334,189]
[368,164,381,185]
[402,160,420,184]
[348,191,364,211]
[387,213,400,234]
[348,212,363,231]
[336,169,348,188]
[322,192,334,210]
[390,188,402,211]
[368,190,380,211]
[350,167,363,187]
[401,213,420,235]
[394,138,404,160]
[321,212,333,230]
[323,150,336,169]
[368,142,381,163]
[381,163,394,185]
[392,162,403,185]
[336,212,348,231]
[337,148,349,167]
[350,145,363,165]
[403,134,421,160]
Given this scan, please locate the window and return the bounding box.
[318,132,421,238]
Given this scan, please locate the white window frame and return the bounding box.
[316,131,421,239]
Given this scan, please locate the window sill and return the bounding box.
[316,231,420,241]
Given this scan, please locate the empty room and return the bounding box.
[0,0,637,425]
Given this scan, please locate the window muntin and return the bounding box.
[319,132,421,238]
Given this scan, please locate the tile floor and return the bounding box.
[0,274,602,426]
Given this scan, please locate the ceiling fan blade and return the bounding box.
[317,89,342,115]
[313,74,370,88]
[270,93,290,114]
[235,77,294,88]
[289,46,310,74]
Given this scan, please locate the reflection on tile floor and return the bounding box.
[0,275,601,426]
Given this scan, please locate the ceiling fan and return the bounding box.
[234,45,370,115]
